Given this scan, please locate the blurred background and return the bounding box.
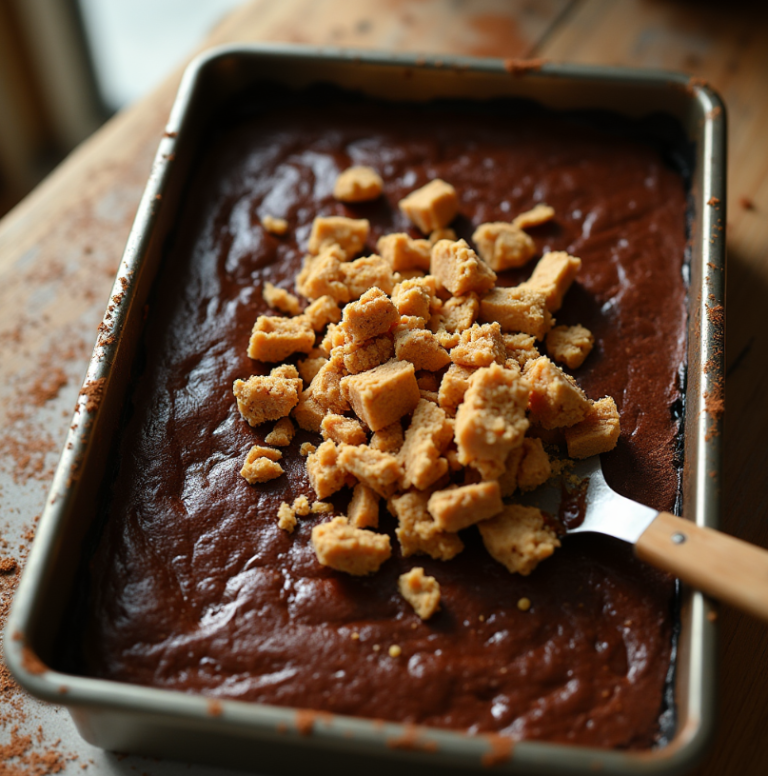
[0,0,243,217]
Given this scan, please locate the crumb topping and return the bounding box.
[262,214,289,235]
[263,282,301,316]
[399,179,459,234]
[311,516,391,576]
[399,567,441,620]
[546,324,594,369]
[233,180,620,598]
[308,216,370,256]
[334,166,384,203]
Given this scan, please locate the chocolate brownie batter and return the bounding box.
[79,94,688,749]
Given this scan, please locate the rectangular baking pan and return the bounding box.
[6,44,726,775]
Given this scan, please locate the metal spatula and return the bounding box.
[524,456,768,621]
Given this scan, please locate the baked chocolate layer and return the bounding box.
[79,96,687,749]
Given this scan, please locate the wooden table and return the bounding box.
[1,2,766,774]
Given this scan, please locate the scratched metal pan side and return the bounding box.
[5,44,725,776]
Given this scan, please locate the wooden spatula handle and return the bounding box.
[635,511,768,621]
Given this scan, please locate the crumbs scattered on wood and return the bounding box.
[503,58,547,75]
[0,557,17,574]
[739,197,755,211]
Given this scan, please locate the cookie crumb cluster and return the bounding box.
[233,170,621,617]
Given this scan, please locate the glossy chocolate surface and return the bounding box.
[79,95,687,749]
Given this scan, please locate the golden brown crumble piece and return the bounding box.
[308,216,369,256]
[429,228,456,244]
[321,413,367,446]
[264,417,295,447]
[333,166,384,203]
[376,233,432,272]
[311,516,391,576]
[296,245,350,302]
[399,179,459,233]
[564,396,621,459]
[517,437,552,491]
[306,439,353,499]
[341,254,395,299]
[248,315,315,362]
[312,501,334,514]
[390,490,464,561]
[416,371,440,392]
[525,356,591,429]
[430,293,479,349]
[398,399,454,491]
[233,365,302,427]
[293,495,312,516]
[450,322,506,369]
[471,223,536,270]
[341,287,399,342]
[307,356,350,415]
[338,444,403,498]
[391,276,439,321]
[496,446,524,497]
[502,333,540,367]
[245,445,282,461]
[303,295,342,331]
[292,388,326,433]
[240,446,284,484]
[480,286,553,341]
[348,482,380,528]
[520,251,582,312]
[271,364,301,380]
[512,203,555,230]
[277,502,297,532]
[334,334,394,375]
[370,421,404,454]
[398,567,441,620]
[297,355,327,384]
[394,323,452,372]
[263,282,301,316]
[455,363,530,471]
[446,449,463,472]
[468,456,508,482]
[478,505,560,575]
[427,481,503,532]
[393,269,427,283]
[300,442,316,456]
[340,358,420,432]
[546,324,594,369]
[319,322,347,354]
[262,215,289,235]
[431,239,497,296]
[438,363,476,415]
[420,390,439,405]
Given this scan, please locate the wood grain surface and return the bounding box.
[1,1,766,774]
[635,511,768,623]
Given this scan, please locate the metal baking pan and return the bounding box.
[6,44,726,775]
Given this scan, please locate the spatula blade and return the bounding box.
[519,456,658,545]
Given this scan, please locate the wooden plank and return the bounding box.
[208,0,572,56]
[539,3,768,774]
